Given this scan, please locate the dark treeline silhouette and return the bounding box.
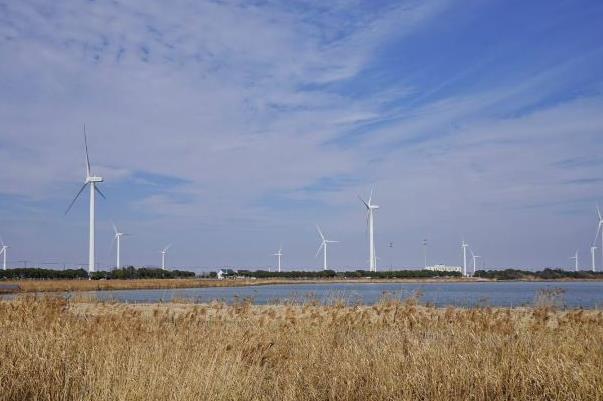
[0,268,89,280]
[474,268,603,280]
[92,266,196,280]
[224,269,461,279]
[0,266,196,280]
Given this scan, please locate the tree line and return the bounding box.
[218,269,461,279]
[0,266,196,280]
[474,268,603,280]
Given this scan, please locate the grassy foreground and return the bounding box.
[1,297,602,401]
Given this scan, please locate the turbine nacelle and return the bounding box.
[86,176,104,183]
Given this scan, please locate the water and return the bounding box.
[16,281,603,308]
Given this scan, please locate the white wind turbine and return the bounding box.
[461,240,469,277]
[591,245,597,273]
[273,246,283,273]
[65,126,105,274]
[470,248,481,276]
[315,225,339,271]
[570,250,579,272]
[0,237,8,271]
[112,223,130,269]
[594,206,603,272]
[359,187,379,272]
[161,244,172,270]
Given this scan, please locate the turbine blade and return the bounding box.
[315,242,324,258]
[593,224,601,246]
[358,195,369,209]
[94,185,106,199]
[598,205,602,221]
[368,186,374,205]
[316,225,325,241]
[112,221,118,235]
[65,183,88,214]
[164,244,172,252]
[83,124,91,177]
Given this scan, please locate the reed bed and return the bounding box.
[1,296,602,401]
[3,278,285,293]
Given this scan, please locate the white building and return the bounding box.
[426,264,462,273]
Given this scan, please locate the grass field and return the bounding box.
[1,296,602,401]
[1,277,475,293]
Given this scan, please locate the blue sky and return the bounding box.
[1,0,602,271]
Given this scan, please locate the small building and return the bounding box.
[216,269,236,280]
[426,264,462,273]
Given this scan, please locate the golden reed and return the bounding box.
[1,296,602,400]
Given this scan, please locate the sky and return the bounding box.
[1,0,603,272]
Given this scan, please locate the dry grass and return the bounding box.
[1,296,602,401]
[4,278,289,293]
[3,277,473,293]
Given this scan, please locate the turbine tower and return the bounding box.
[461,240,468,277]
[0,237,8,270]
[161,244,172,270]
[591,245,597,273]
[273,246,283,273]
[315,225,339,271]
[595,206,603,271]
[65,126,105,274]
[470,248,480,276]
[359,187,379,272]
[112,223,129,269]
[570,250,579,272]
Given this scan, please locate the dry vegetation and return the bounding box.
[1,296,602,401]
[3,278,284,293]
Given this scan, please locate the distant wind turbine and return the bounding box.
[161,244,172,270]
[273,246,283,273]
[315,225,339,271]
[470,248,481,276]
[359,187,379,272]
[461,240,469,277]
[594,205,603,272]
[570,250,579,272]
[65,126,105,274]
[0,237,8,270]
[112,223,130,269]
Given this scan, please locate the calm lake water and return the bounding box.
[21,281,603,308]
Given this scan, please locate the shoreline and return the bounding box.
[2,276,603,294]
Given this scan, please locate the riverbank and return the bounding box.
[3,276,603,294]
[1,297,601,401]
[0,277,480,293]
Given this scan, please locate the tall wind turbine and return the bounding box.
[570,250,579,272]
[0,237,8,271]
[65,126,105,274]
[161,244,172,270]
[595,206,603,271]
[273,246,283,273]
[470,248,480,276]
[112,223,129,269]
[591,245,597,273]
[315,225,339,271]
[359,187,379,272]
[461,240,469,277]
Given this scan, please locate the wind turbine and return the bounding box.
[315,225,339,271]
[65,126,105,274]
[470,248,480,276]
[570,250,579,272]
[0,237,8,270]
[461,240,469,277]
[591,245,597,273]
[595,206,603,271]
[273,246,283,273]
[112,223,129,269]
[161,244,172,270]
[359,187,379,272]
